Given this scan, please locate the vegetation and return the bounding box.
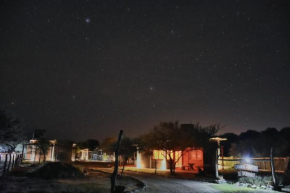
[226,127,290,157]
[100,137,116,153]
[119,137,137,176]
[1,162,140,193]
[57,140,74,162]
[0,110,26,152]
[27,162,83,179]
[36,138,51,162]
[138,121,220,175]
[99,136,136,176]
[78,139,100,151]
[210,184,265,192]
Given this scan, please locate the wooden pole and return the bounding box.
[21,144,25,163]
[221,146,224,170]
[14,155,19,168]
[155,159,157,174]
[7,153,12,174]
[270,147,278,190]
[110,130,123,193]
[1,154,8,178]
[11,154,15,169]
[215,148,219,179]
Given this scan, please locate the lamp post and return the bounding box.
[210,137,227,179]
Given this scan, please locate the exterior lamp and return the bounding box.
[244,156,251,164]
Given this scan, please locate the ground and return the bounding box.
[0,163,140,193]
[1,162,286,193]
[97,167,277,193]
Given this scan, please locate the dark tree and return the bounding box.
[0,110,26,152]
[100,137,117,153]
[119,137,136,176]
[219,133,239,156]
[239,130,260,141]
[57,140,73,162]
[229,127,290,157]
[37,138,50,162]
[139,121,219,175]
[78,139,99,151]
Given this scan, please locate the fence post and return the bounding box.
[270,147,278,190]
[7,153,12,175]
[15,155,19,167]
[11,154,15,169]
[20,154,23,164]
[1,154,8,178]
[17,154,20,166]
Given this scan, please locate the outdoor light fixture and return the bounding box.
[244,156,251,164]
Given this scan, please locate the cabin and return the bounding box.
[23,139,57,162]
[136,148,204,171]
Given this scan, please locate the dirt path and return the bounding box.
[126,171,222,193]
[97,168,221,193]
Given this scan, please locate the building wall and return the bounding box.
[24,144,56,162]
[182,148,204,170]
[137,149,204,170]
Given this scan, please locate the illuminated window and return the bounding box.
[166,150,182,160]
[153,150,164,160]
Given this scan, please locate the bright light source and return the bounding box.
[244,156,250,164]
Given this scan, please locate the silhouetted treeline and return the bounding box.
[220,127,290,157]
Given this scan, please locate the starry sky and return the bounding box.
[0,0,289,141]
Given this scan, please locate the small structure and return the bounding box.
[24,139,57,162]
[136,148,204,171]
[79,148,115,162]
[80,148,91,160]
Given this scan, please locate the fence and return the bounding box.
[218,156,289,173]
[0,153,22,178]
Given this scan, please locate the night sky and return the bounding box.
[1,0,289,141]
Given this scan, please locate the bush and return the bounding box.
[57,152,71,162]
[27,162,83,179]
[238,176,272,186]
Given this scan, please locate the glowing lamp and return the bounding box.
[244,156,251,164]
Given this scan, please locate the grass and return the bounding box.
[210,184,273,193]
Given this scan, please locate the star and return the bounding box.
[85,18,90,23]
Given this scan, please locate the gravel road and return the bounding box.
[105,169,222,193]
[127,171,221,192]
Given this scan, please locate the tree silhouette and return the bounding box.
[100,137,116,153]
[139,121,219,175]
[78,139,99,151]
[37,138,50,162]
[119,137,136,176]
[229,127,290,157]
[0,110,26,152]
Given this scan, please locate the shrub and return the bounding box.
[27,162,83,179]
[238,176,272,186]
